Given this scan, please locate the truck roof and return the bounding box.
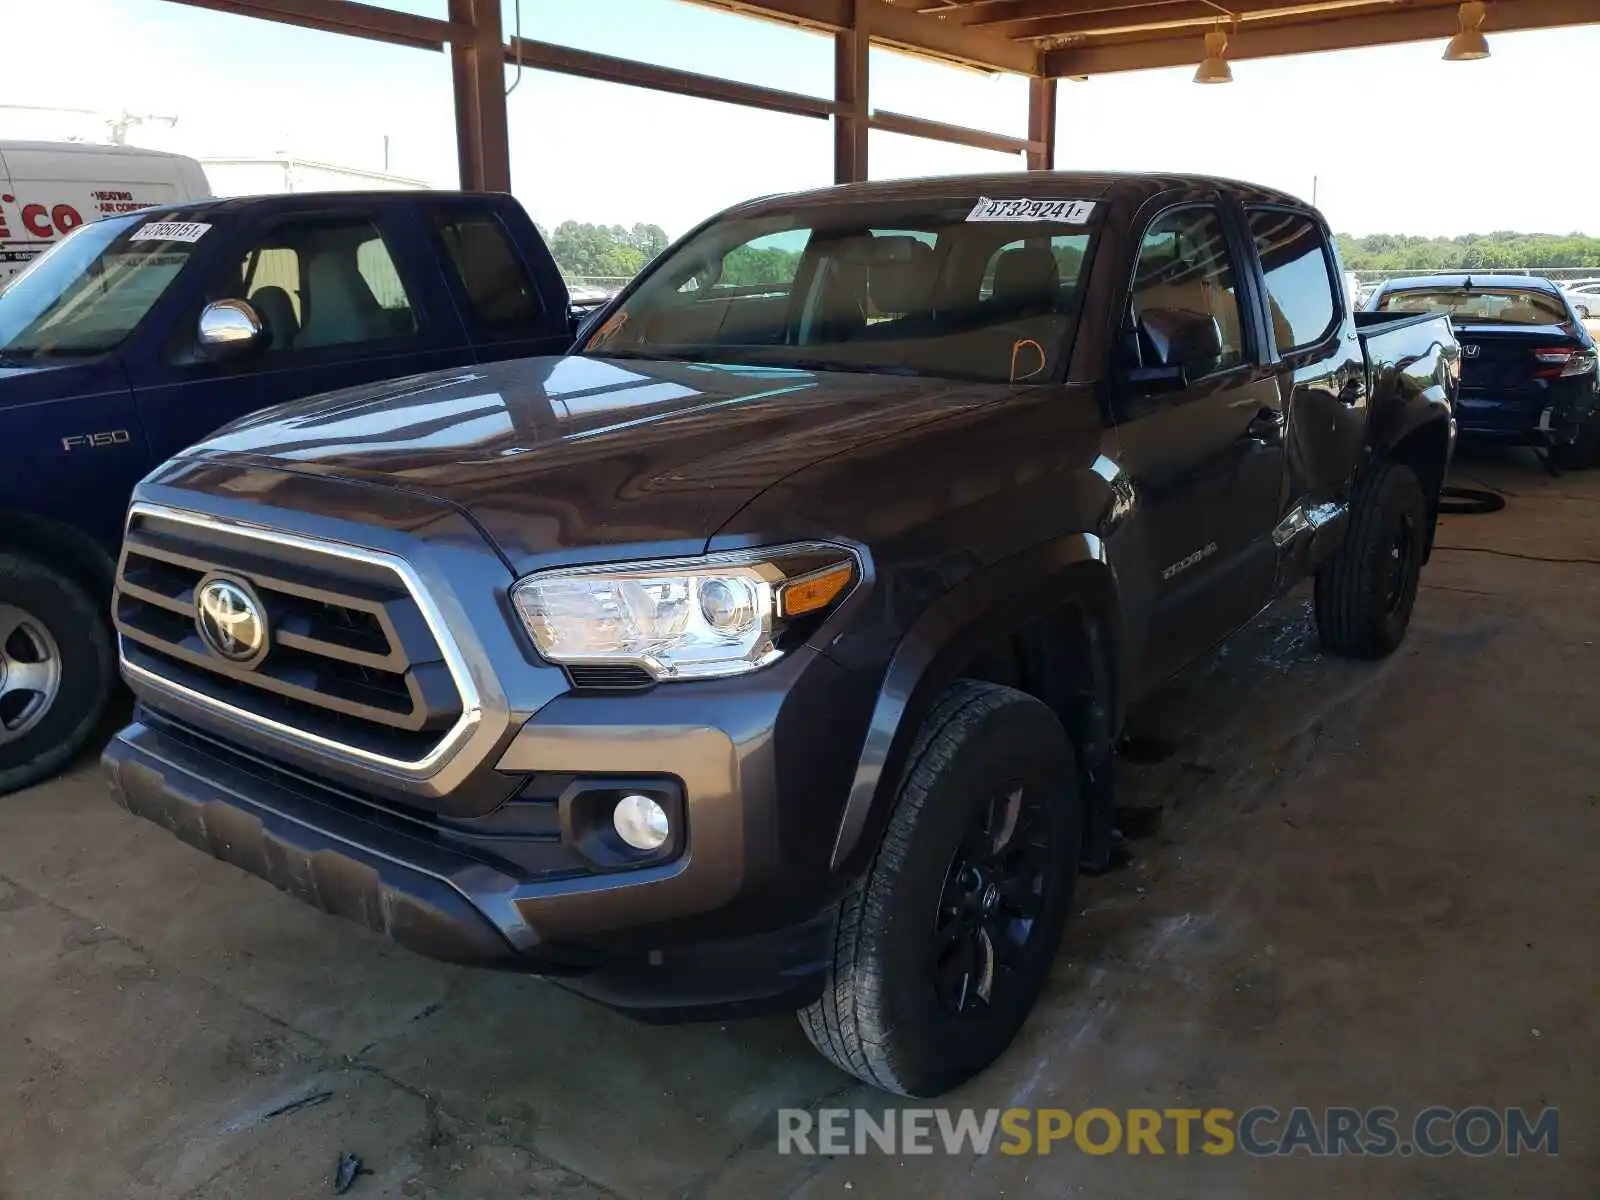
[0,139,200,160]
[725,170,1314,219]
[106,189,483,220]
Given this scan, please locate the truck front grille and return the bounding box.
[114,507,469,767]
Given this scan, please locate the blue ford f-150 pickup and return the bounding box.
[0,190,576,794]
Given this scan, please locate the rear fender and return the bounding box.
[1365,322,1457,464]
[828,533,1124,876]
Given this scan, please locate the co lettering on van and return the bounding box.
[0,195,85,240]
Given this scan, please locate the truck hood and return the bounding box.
[184,355,1004,569]
[0,357,96,398]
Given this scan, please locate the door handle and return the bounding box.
[1246,407,1285,441]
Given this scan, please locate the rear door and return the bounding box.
[425,196,572,361]
[1109,201,1288,687]
[126,202,472,461]
[1244,207,1367,521]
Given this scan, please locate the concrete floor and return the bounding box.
[2,449,1595,1199]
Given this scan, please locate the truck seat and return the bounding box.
[848,238,938,343]
[249,285,300,352]
[299,253,392,348]
[990,247,1060,319]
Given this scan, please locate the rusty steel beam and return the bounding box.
[161,0,465,51]
[1043,0,1600,74]
[448,0,510,192]
[835,5,871,183]
[868,110,1040,157]
[1026,75,1056,169]
[506,37,837,118]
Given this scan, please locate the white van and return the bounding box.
[0,141,211,285]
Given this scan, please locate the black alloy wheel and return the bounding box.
[933,782,1055,1017]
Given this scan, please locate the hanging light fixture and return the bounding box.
[1194,28,1233,84]
[1443,1,1490,61]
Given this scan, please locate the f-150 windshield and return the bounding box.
[1375,287,1571,326]
[0,214,200,357]
[581,197,1100,384]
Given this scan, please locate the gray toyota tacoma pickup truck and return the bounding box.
[102,173,1457,1097]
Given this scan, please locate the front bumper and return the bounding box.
[103,661,861,1017]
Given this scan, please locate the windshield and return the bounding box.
[1375,286,1570,326]
[581,197,1100,384]
[0,214,202,357]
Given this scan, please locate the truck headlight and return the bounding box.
[511,544,858,681]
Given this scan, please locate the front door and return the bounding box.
[1110,202,1287,688]
[126,207,469,463]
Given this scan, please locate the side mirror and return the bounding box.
[197,299,265,360]
[1121,363,1190,393]
[1139,308,1223,369]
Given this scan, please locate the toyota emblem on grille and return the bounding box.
[194,575,270,667]
[1461,343,1480,358]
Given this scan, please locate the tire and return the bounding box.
[1550,416,1600,471]
[799,680,1080,1097]
[1314,460,1427,660]
[0,553,114,796]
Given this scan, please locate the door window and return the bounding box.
[1128,207,1244,377]
[228,217,416,353]
[1248,210,1338,353]
[433,212,543,328]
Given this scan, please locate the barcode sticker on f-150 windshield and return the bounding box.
[966,198,1096,224]
[129,221,212,244]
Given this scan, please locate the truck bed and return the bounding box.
[1355,309,1457,380]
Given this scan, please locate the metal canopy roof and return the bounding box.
[163,0,1598,194]
[703,0,1598,74]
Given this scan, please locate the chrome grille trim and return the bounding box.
[117,502,484,780]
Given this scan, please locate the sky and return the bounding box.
[3,0,1598,239]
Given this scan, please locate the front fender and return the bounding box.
[828,531,1122,875]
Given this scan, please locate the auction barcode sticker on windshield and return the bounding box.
[967,198,1096,224]
[129,221,212,244]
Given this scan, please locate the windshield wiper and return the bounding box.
[589,348,707,363]
[5,345,111,360]
[589,348,988,381]
[775,358,924,377]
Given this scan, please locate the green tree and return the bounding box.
[626,223,669,262]
[1337,230,1600,272]
[547,221,648,280]
[720,245,802,287]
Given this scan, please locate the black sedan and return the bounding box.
[1367,274,1599,468]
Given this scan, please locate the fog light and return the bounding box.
[613,793,670,851]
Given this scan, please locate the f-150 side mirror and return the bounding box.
[197,299,266,361]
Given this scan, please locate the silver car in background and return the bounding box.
[1559,279,1600,319]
